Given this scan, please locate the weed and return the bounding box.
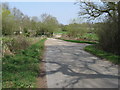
[2,38,46,88]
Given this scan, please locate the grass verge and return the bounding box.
[84,45,120,65]
[2,38,46,88]
[59,38,97,44]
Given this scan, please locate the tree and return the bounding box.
[22,15,31,36]
[11,7,24,20]
[2,3,60,38]
[2,3,9,10]
[40,14,59,36]
[2,3,27,36]
[77,2,117,19]
[76,1,120,55]
[2,8,15,35]
[64,23,89,38]
[11,7,25,34]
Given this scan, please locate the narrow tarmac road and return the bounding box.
[44,38,119,88]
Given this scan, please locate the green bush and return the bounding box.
[97,21,119,55]
[66,23,88,38]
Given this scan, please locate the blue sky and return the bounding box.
[9,2,80,25]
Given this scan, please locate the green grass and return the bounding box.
[82,33,99,41]
[60,39,97,44]
[2,38,46,88]
[54,31,67,34]
[84,45,120,65]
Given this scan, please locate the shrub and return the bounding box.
[97,18,119,55]
[2,36,31,55]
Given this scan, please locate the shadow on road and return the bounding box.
[44,41,119,88]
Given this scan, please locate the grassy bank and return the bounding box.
[84,45,120,65]
[59,38,97,44]
[2,38,46,88]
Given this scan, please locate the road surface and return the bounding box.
[44,38,119,88]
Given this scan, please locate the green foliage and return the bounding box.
[60,23,98,42]
[2,38,46,88]
[84,45,120,64]
[2,8,16,35]
[65,23,88,38]
[2,3,60,37]
[35,14,59,37]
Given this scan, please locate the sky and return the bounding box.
[8,2,80,25]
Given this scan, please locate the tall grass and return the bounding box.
[2,38,46,88]
[2,36,31,55]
